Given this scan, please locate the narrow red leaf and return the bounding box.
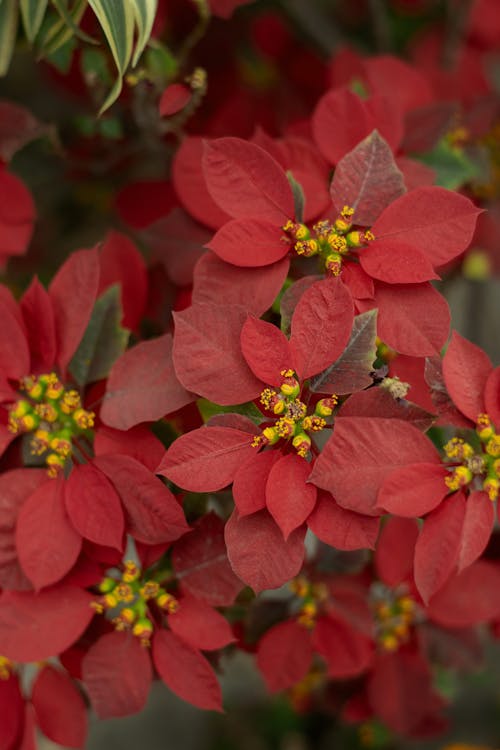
[158,426,255,492]
[159,83,191,116]
[457,490,494,572]
[101,334,193,430]
[0,674,24,750]
[32,666,87,748]
[167,594,235,650]
[20,278,56,373]
[290,277,354,380]
[203,137,294,223]
[0,169,35,258]
[241,316,293,385]
[64,464,124,550]
[82,632,152,718]
[225,509,305,592]
[233,451,279,516]
[377,463,447,517]
[374,517,419,587]
[266,454,317,539]
[256,620,313,692]
[442,331,492,422]
[206,218,289,267]
[484,366,500,427]
[0,586,94,662]
[0,300,30,380]
[308,492,380,551]
[153,630,223,711]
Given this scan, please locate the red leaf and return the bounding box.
[159,83,191,116]
[48,248,100,371]
[97,231,148,332]
[16,478,82,590]
[173,303,262,404]
[82,632,152,718]
[256,620,313,692]
[360,239,439,283]
[241,316,293,385]
[167,594,235,650]
[172,137,231,230]
[290,278,354,380]
[225,509,305,592]
[372,187,482,267]
[206,218,289,267]
[94,455,189,544]
[0,300,30,380]
[310,417,439,515]
[377,463,447,517]
[330,130,405,226]
[0,101,46,161]
[414,493,467,604]
[172,513,242,606]
[427,560,500,627]
[157,426,255,492]
[233,450,279,516]
[32,665,87,748]
[20,278,56,373]
[0,674,24,750]
[280,276,320,336]
[101,334,193,430]
[308,492,380,551]
[0,585,94,661]
[0,169,35,259]
[203,137,294,223]
[64,464,124,550]
[153,630,223,711]
[364,56,433,112]
[266,454,316,539]
[312,615,373,678]
[94,424,165,473]
[442,331,492,422]
[457,490,494,572]
[484,366,500,427]
[209,0,249,18]
[372,281,450,357]
[192,253,289,316]
[374,517,419,587]
[339,387,435,432]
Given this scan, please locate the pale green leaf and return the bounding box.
[0,0,19,76]
[49,0,98,46]
[42,0,89,57]
[127,0,157,67]
[20,0,48,42]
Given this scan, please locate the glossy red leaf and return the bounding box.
[241,316,293,385]
[360,239,439,283]
[158,426,255,492]
[256,620,313,692]
[266,454,316,539]
[0,674,24,750]
[290,277,354,380]
[233,451,279,516]
[442,331,492,422]
[94,455,189,544]
[225,509,305,592]
[375,517,419,586]
[377,462,447,517]
[312,615,373,678]
[82,632,152,718]
[159,83,191,116]
[32,665,87,748]
[167,594,235,651]
[16,478,82,590]
[64,463,124,550]
[153,630,223,711]
[48,248,99,371]
[427,560,500,627]
[308,492,380,551]
[203,137,294,223]
[172,137,230,230]
[330,130,406,226]
[192,253,289,316]
[172,513,242,606]
[371,187,482,267]
[93,424,165,473]
[97,231,148,332]
[310,417,439,515]
[0,586,94,661]
[101,334,193,430]
[206,218,289,267]
[173,303,262,404]
[414,493,467,604]
[20,278,56,373]
[372,281,450,357]
[457,490,494,572]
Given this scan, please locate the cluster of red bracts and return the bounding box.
[1,18,500,749]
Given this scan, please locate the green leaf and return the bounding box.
[145,40,178,81]
[69,285,129,386]
[42,0,89,57]
[127,0,157,67]
[309,309,377,395]
[286,171,305,224]
[20,0,48,42]
[0,0,19,76]
[49,0,98,45]
[417,139,479,190]
[197,399,263,425]
[88,0,135,114]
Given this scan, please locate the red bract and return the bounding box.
[0,166,35,269]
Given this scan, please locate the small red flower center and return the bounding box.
[443,414,500,501]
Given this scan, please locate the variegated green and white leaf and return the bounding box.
[20,0,48,43]
[128,0,157,67]
[0,0,19,76]
[46,0,97,54]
